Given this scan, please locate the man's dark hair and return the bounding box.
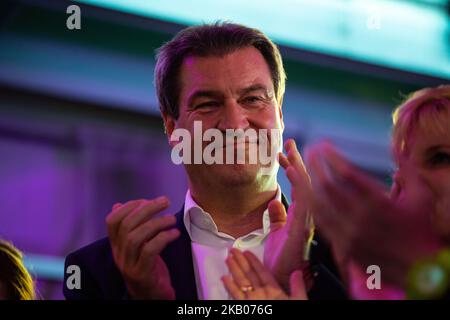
[154,21,286,119]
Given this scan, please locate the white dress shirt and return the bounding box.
[183,187,282,300]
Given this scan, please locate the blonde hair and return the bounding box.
[392,85,450,163]
[0,240,35,300]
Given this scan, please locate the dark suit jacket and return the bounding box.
[63,196,347,300]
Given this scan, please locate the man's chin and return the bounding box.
[211,163,260,186]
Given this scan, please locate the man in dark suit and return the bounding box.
[63,22,347,300]
[64,198,346,299]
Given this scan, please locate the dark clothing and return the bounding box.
[64,198,347,300]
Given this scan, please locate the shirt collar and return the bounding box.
[183,186,282,241]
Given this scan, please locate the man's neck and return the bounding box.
[189,180,278,238]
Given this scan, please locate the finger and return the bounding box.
[112,203,123,211]
[282,140,312,204]
[319,144,394,230]
[306,147,344,218]
[306,182,351,253]
[225,251,253,288]
[305,145,327,192]
[278,152,290,170]
[286,141,310,187]
[289,270,308,300]
[306,146,355,215]
[123,215,177,266]
[118,197,170,241]
[308,144,389,253]
[284,173,313,233]
[309,199,338,243]
[138,228,180,261]
[222,275,246,300]
[285,171,310,209]
[285,201,306,236]
[323,143,388,205]
[285,166,301,189]
[282,142,315,248]
[284,139,296,154]
[268,199,287,232]
[285,202,315,261]
[306,148,351,246]
[243,251,281,289]
[283,140,301,184]
[229,249,262,288]
[106,200,142,240]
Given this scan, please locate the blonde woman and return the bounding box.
[0,240,35,300]
[222,85,450,299]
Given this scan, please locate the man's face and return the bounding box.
[396,122,450,241]
[164,46,284,188]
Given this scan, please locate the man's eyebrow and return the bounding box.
[237,84,269,96]
[187,90,223,106]
[187,84,270,106]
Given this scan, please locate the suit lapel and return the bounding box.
[160,206,198,300]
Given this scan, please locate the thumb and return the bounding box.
[112,203,123,211]
[268,199,287,232]
[289,270,308,300]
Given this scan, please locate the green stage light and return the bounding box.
[75,0,450,79]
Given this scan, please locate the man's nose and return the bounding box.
[217,100,250,131]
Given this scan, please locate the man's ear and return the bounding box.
[162,112,176,147]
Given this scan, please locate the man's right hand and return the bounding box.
[106,196,180,299]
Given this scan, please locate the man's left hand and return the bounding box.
[264,139,315,293]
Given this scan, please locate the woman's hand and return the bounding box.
[305,141,442,288]
[222,248,308,300]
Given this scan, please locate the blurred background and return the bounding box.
[0,0,448,299]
